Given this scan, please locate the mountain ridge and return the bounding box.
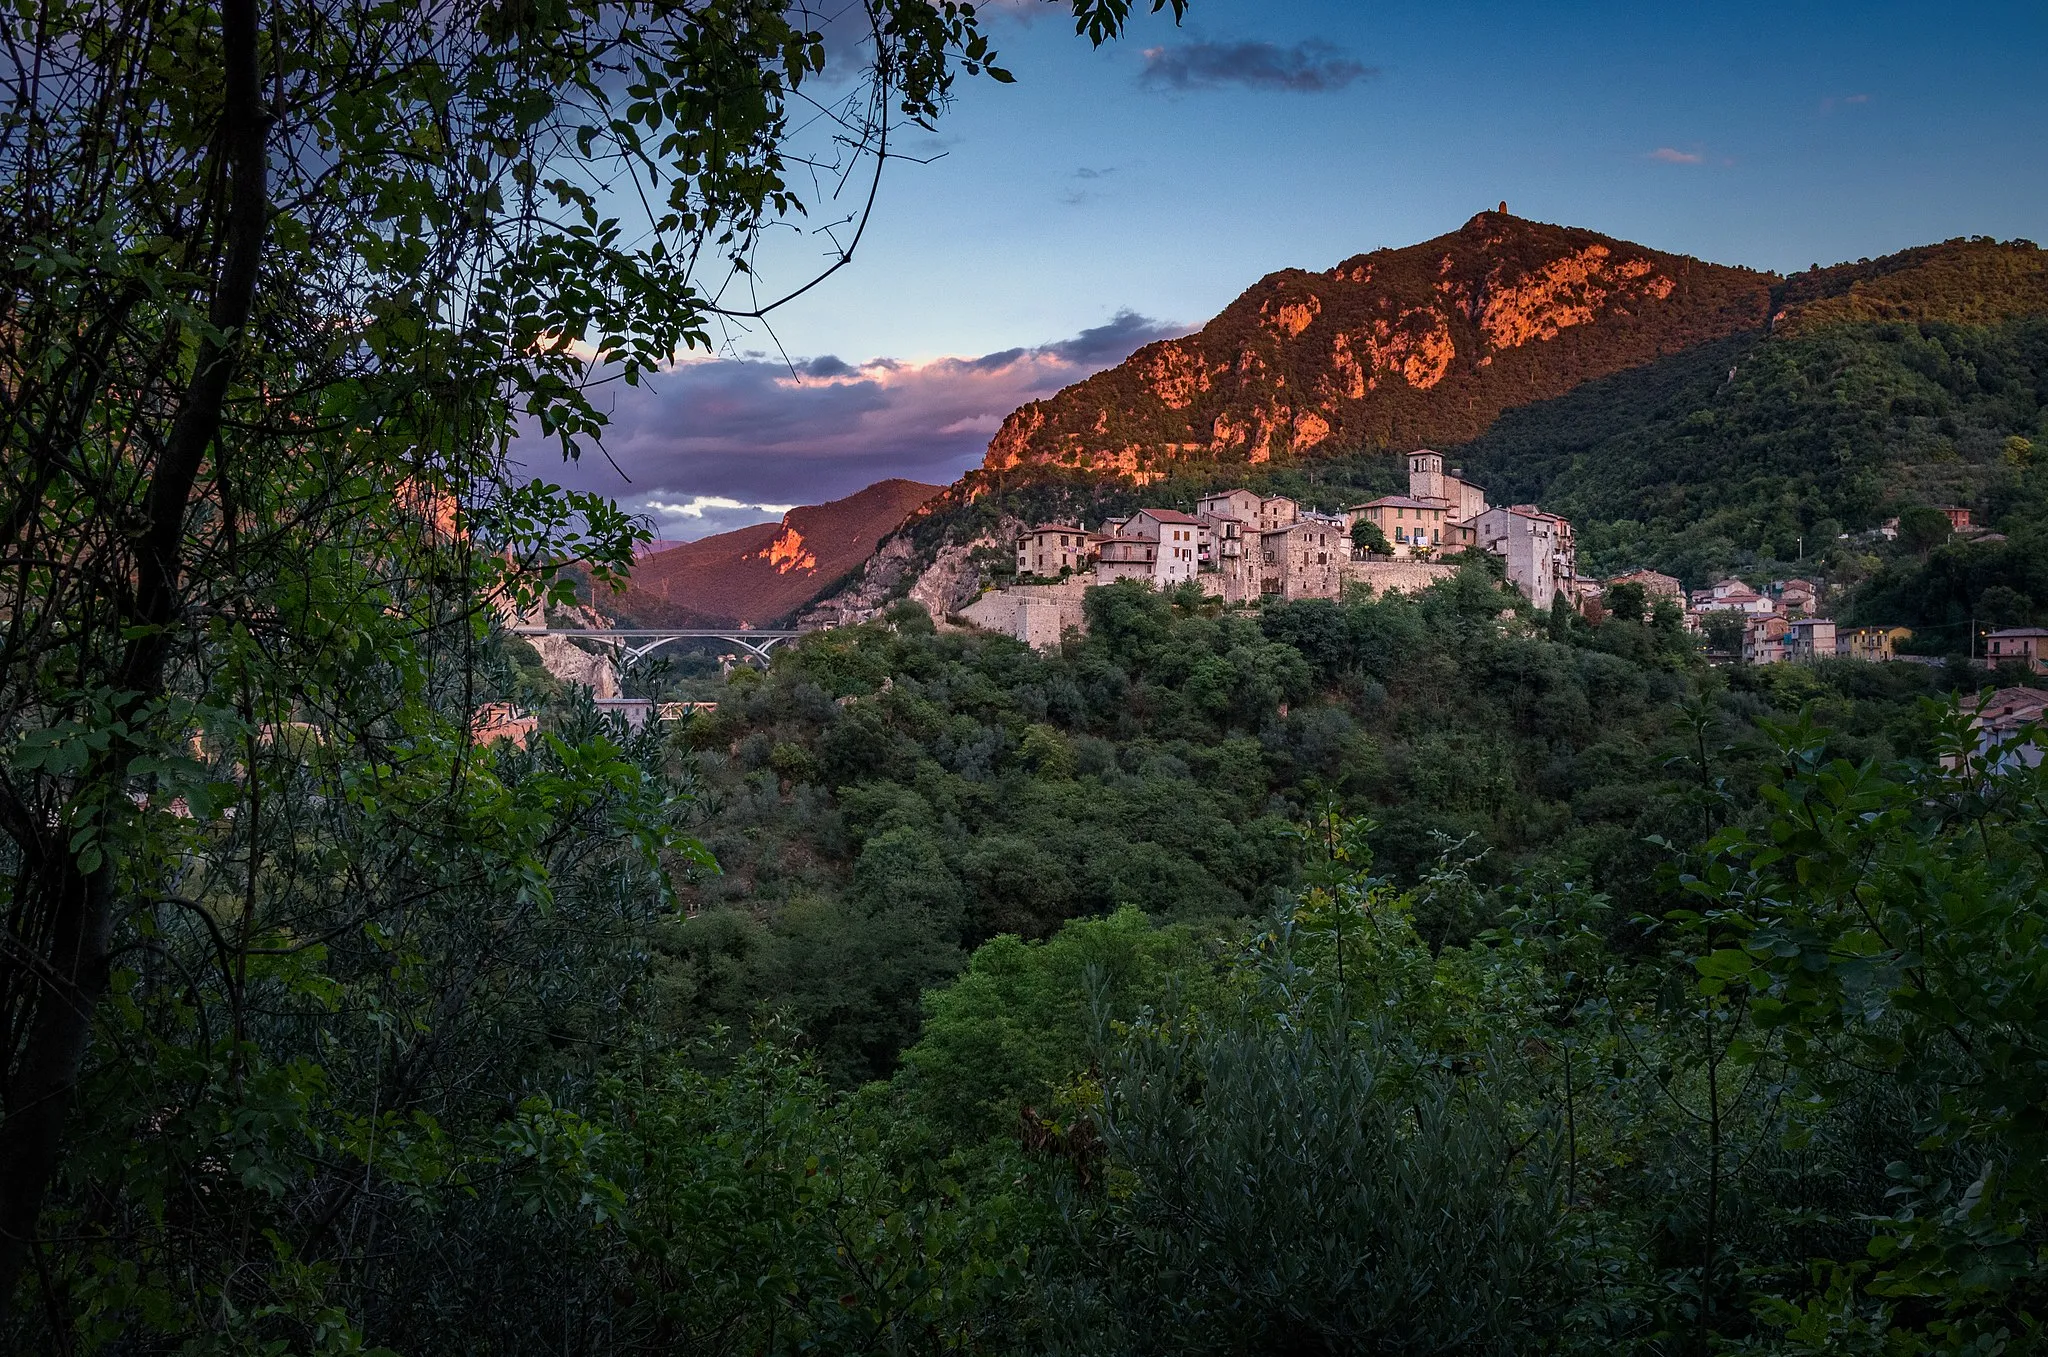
[979,210,1777,481]
[610,478,942,627]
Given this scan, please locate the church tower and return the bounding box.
[1409,449,1444,501]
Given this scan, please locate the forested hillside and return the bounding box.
[1451,314,2048,583]
[653,568,1966,1087]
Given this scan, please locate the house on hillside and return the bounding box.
[1692,579,1775,616]
[1406,450,1490,526]
[1946,687,2048,772]
[1093,508,1200,588]
[1016,524,1094,579]
[1198,488,1300,533]
[1197,488,1302,602]
[1094,533,1163,585]
[1986,627,2048,674]
[1345,450,1487,560]
[1474,504,1577,606]
[1743,615,1790,665]
[1836,625,1912,662]
[1349,495,1453,556]
[1774,578,1820,615]
[1785,617,1836,662]
[1608,569,1684,604]
[1258,520,1344,601]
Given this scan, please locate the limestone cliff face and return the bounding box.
[982,211,1774,478]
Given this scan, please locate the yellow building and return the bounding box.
[1834,625,1912,662]
[1348,495,1452,555]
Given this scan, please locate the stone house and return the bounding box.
[1257,520,1344,601]
[1405,450,1490,525]
[1474,505,1577,606]
[1197,488,1299,533]
[1015,523,1094,579]
[1608,569,1684,604]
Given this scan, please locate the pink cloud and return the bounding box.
[530,310,1190,529]
[1648,147,1703,164]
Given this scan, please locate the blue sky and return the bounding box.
[543,0,2048,539]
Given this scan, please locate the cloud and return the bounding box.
[644,494,796,520]
[1820,93,1873,114]
[1139,39,1375,94]
[1648,147,1704,164]
[525,310,1191,536]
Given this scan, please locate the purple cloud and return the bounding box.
[1139,39,1375,94]
[527,310,1188,538]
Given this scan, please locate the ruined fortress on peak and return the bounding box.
[981,210,1777,479]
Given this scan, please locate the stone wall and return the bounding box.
[957,580,1091,649]
[1338,559,1459,597]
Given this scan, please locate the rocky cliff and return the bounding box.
[980,209,1776,480]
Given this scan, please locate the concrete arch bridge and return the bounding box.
[507,627,803,669]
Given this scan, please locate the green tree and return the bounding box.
[1352,517,1392,556]
[0,0,1184,1331]
[1606,581,1648,624]
[1894,504,1954,553]
[1683,710,2048,1346]
[1701,609,1747,656]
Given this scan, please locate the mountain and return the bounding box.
[612,478,942,626]
[980,209,1777,480]
[804,228,2048,625]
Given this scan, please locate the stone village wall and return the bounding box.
[956,561,1457,650]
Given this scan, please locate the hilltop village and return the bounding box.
[969,452,1575,643]
[962,448,2042,673]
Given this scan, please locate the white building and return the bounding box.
[1691,579,1777,617]
[1122,508,1202,586]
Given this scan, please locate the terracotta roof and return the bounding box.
[1356,494,1444,511]
[1988,627,2048,638]
[1136,508,1202,525]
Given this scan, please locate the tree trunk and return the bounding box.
[0,0,267,1307]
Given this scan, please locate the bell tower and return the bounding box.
[1409,449,1444,501]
